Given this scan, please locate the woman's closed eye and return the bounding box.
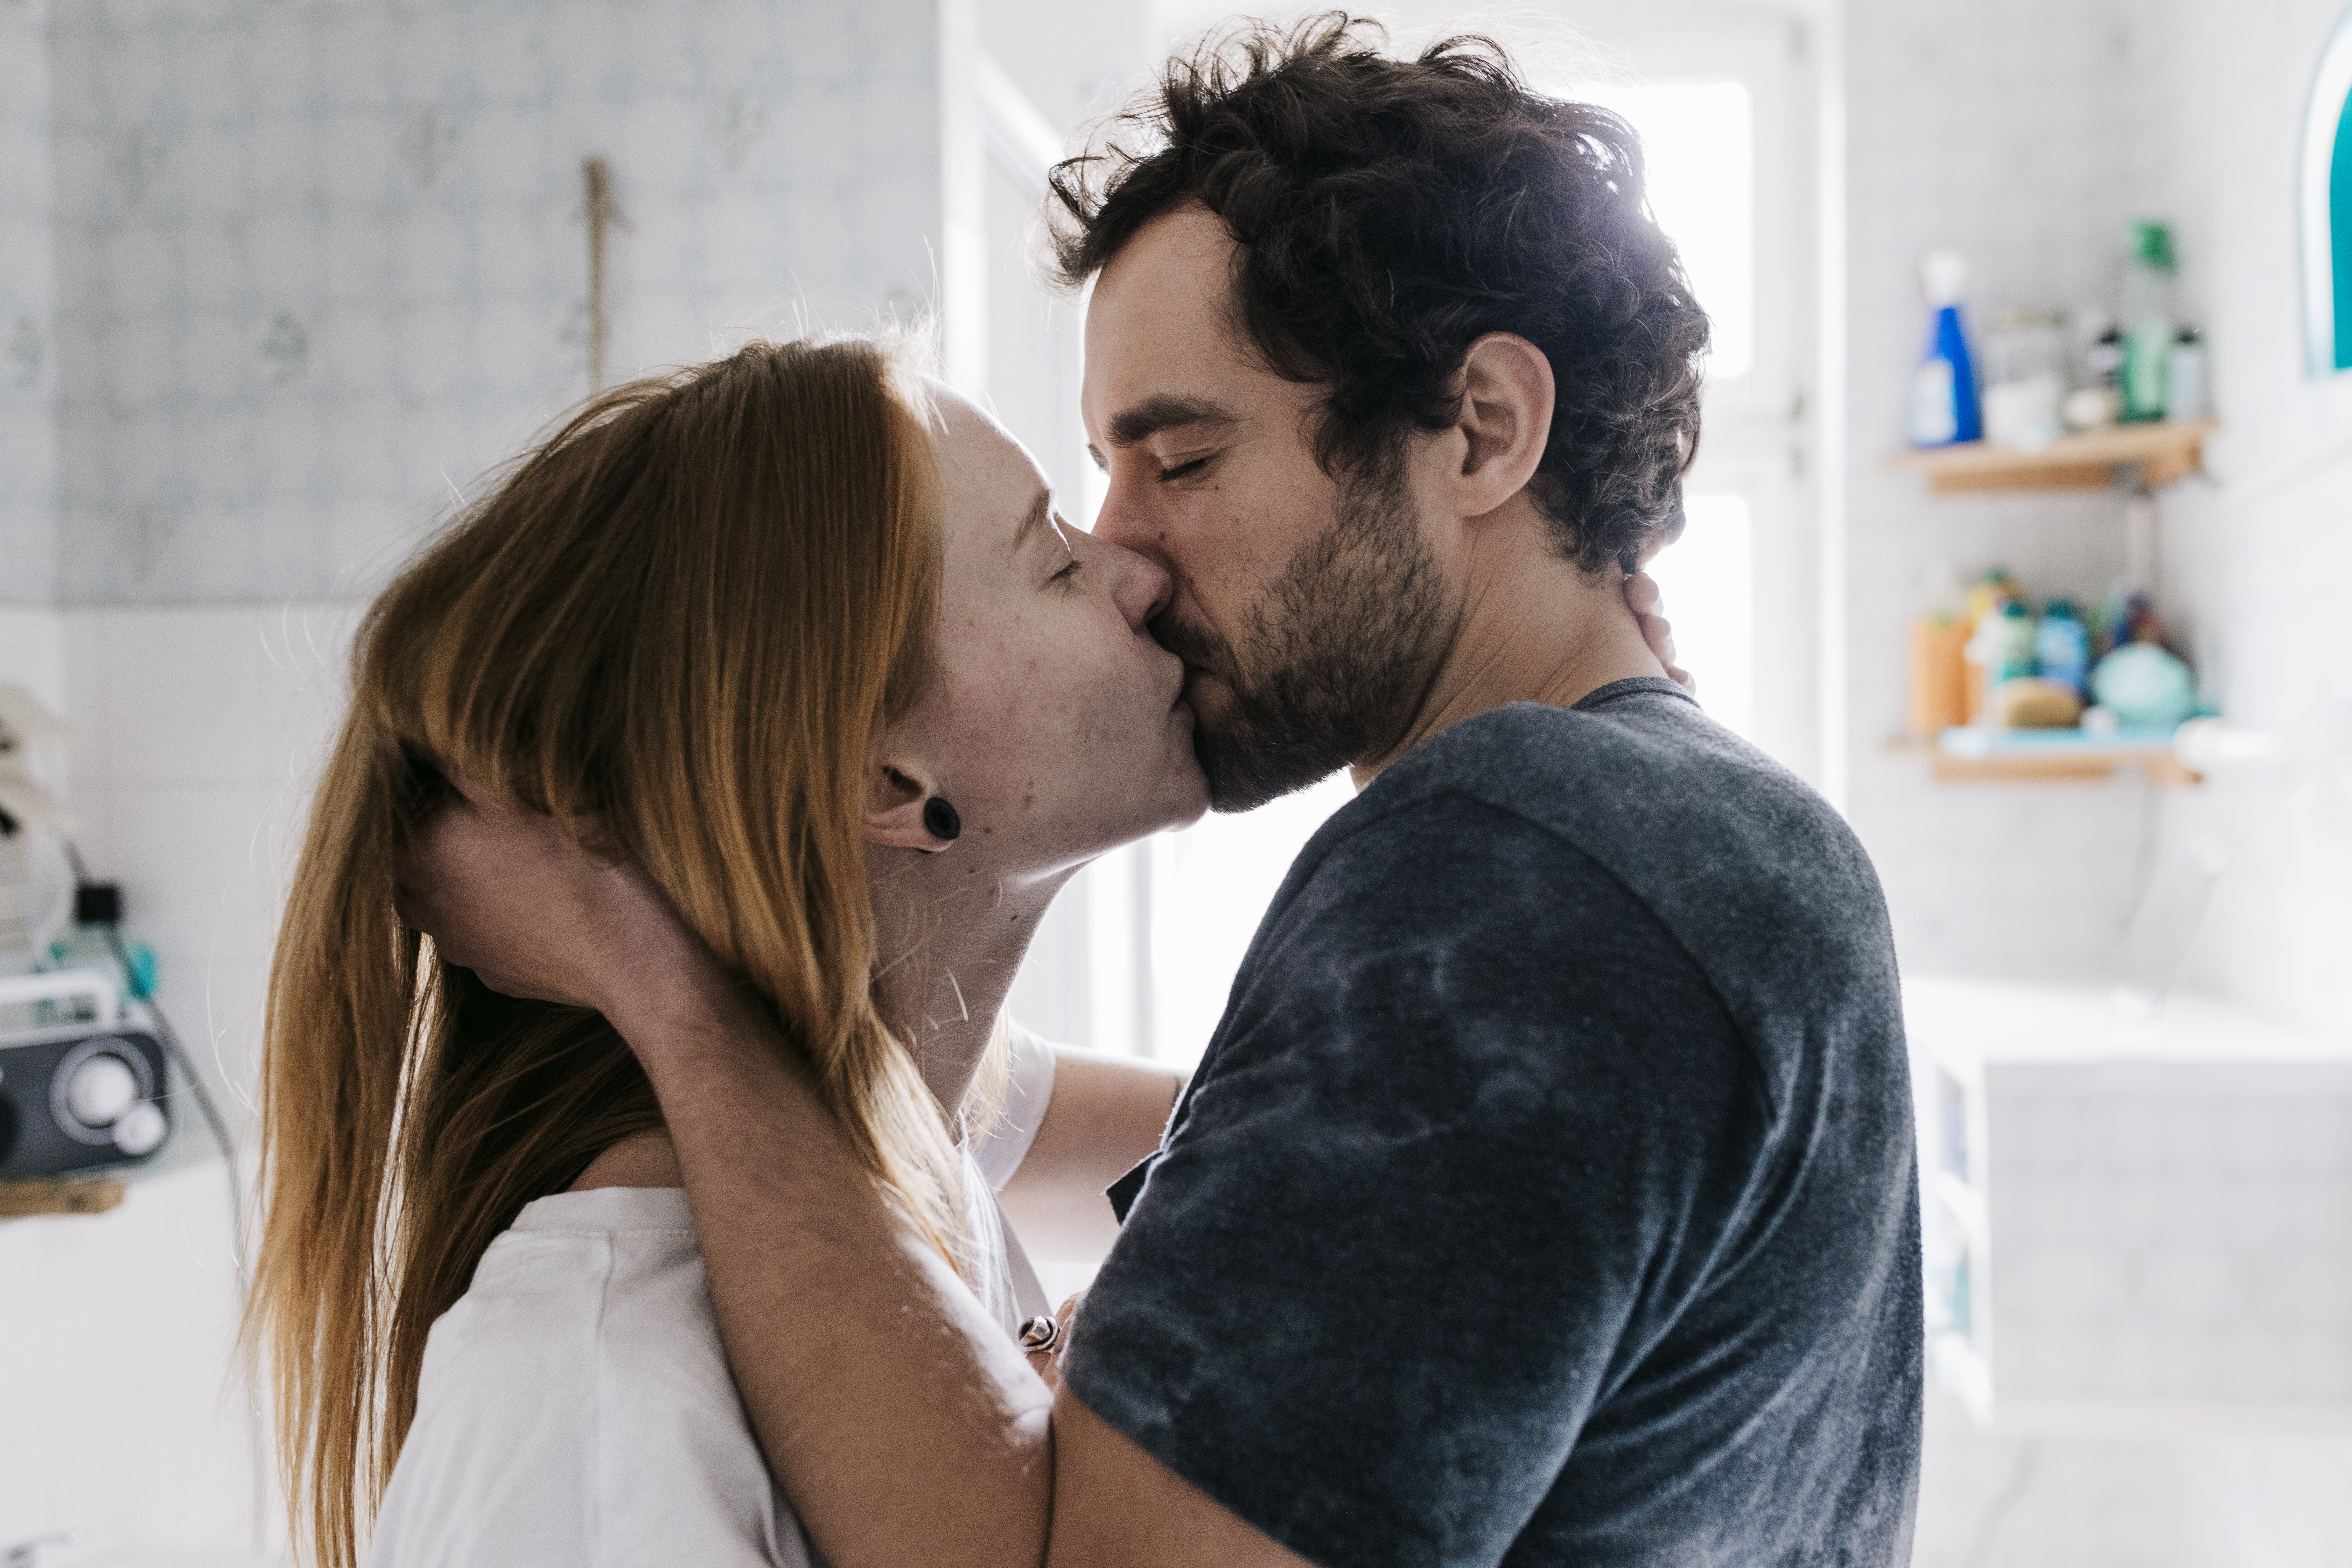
[1050,556,1082,586]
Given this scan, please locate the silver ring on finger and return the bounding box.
[1018,1314,1063,1356]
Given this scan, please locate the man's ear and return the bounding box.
[864,758,954,852]
[1452,333,1557,517]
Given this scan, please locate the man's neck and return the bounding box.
[1353,500,1666,789]
[867,856,1070,1123]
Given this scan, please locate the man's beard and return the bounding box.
[1153,463,1452,814]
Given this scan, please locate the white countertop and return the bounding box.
[1903,974,2352,1069]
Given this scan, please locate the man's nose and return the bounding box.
[1090,474,1157,558]
[1105,537,1175,630]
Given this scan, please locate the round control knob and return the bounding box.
[112,1101,168,1156]
[65,1052,139,1128]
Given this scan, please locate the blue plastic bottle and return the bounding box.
[1907,250,1982,447]
[2035,599,2091,697]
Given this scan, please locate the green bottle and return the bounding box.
[1994,602,2038,683]
[2120,221,2176,423]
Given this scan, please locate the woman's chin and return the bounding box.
[1158,734,1214,829]
[1092,771,1212,857]
[1172,765,1214,828]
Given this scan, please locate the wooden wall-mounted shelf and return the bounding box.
[1887,731,2201,786]
[1930,747,2199,786]
[0,1177,126,1217]
[1887,420,2218,493]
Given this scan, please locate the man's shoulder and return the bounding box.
[1379,684,1837,854]
[1281,686,1900,1105]
[1321,684,1868,909]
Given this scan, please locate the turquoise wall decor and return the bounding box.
[2303,8,2352,374]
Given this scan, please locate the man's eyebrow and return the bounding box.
[1103,394,1241,449]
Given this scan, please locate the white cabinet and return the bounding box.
[1907,976,2352,1434]
[0,1139,266,1557]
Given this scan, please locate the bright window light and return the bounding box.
[1147,771,1359,1068]
[1575,82,1755,380]
[1076,455,1108,531]
[1645,493,1755,741]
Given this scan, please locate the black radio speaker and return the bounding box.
[0,969,173,1179]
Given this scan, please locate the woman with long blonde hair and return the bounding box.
[248,335,1207,1568]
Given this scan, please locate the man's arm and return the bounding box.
[397,794,1306,1568]
[608,971,1307,1568]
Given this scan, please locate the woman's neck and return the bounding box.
[868,850,1073,1122]
[570,848,1070,1195]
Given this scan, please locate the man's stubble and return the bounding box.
[1153,463,1454,814]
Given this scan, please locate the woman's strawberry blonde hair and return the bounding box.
[247,336,973,1568]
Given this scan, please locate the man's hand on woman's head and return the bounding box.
[1623,572,1695,696]
[393,783,713,1022]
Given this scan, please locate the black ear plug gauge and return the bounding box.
[923,797,961,843]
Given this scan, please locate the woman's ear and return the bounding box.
[864,759,955,852]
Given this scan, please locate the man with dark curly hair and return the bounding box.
[404,15,1921,1568]
[1048,20,1715,818]
[1015,28,1919,1567]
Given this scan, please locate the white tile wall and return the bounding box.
[2138,0,2352,1049]
[40,0,947,606]
[54,603,363,1130]
[1,0,59,604]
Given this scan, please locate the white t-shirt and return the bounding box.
[369,1027,1058,1568]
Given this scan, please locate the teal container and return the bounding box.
[1993,602,2038,684]
[2091,642,2198,729]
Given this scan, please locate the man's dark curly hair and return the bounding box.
[1048,14,1709,575]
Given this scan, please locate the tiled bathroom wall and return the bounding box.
[1,0,59,603]
[2152,0,2352,1046]
[40,0,947,605]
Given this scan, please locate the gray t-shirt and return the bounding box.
[1068,680,1921,1568]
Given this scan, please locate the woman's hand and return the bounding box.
[393,783,712,1020]
[1624,572,1696,696]
[1026,1292,1086,1392]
